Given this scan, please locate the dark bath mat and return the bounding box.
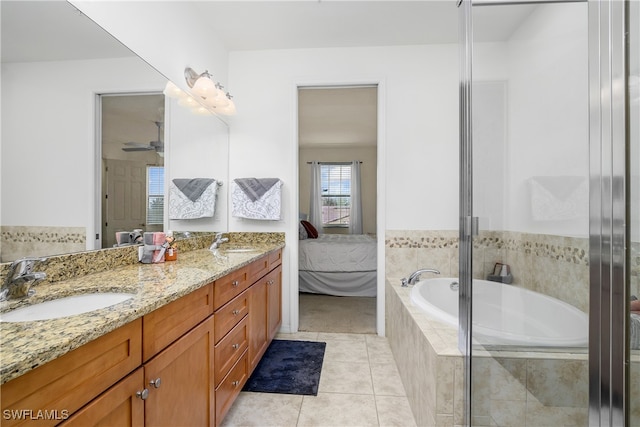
[243,339,326,396]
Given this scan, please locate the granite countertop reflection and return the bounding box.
[0,243,283,385]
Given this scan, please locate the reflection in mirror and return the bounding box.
[0,1,229,262]
[166,97,229,234]
[101,93,165,249]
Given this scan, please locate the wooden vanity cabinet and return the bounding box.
[0,248,283,427]
[248,256,282,372]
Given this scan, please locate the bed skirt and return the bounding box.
[298,271,377,297]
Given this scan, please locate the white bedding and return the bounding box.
[299,234,377,272]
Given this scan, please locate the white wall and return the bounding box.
[1,57,166,236]
[227,44,467,333]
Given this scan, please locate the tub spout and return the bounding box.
[401,268,440,287]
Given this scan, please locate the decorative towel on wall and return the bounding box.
[169,178,218,220]
[232,178,282,220]
[529,176,588,221]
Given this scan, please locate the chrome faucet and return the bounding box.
[209,233,229,250]
[401,268,440,287]
[1,257,48,301]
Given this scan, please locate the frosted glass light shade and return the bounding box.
[163,81,183,99]
[218,100,236,115]
[178,95,200,108]
[192,76,217,99]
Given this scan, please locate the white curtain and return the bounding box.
[349,160,363,235]
[308,161,323,234]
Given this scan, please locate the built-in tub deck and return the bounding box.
[386,278,599,427]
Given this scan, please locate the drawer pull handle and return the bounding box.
[232,343,240,349]
[136,389,149,400]
[232,309,240,315]
[267,280,274,286]
[232,380,240,387]
[232,280,239,287]
[149,378,162,389]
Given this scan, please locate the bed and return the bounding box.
[298,234,377,297]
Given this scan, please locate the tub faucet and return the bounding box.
[401,268,440,287]
[209,233,229,250]
[0,257,48,301]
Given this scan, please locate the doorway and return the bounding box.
[297,85,378,334]
[99,93,165,249]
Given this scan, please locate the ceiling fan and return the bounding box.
[122,121,164,155]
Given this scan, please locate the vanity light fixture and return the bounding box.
[183,67,236,115]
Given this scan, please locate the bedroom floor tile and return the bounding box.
[222,333,416,427]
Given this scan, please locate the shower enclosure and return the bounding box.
[459,0,639,425]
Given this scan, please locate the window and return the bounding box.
[147,166,164,225]
[320,163,351,227]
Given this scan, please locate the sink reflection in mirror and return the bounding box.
[0,293,136,323]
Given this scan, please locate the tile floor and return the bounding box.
[221,331,418,427]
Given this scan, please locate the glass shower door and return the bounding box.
[630,1,639,424]
[461,1,591,425]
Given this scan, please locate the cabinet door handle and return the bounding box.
[232,280,239,288]
[149,378,162,389]
[267,280,274,285]
[232,343,240,349]
[136,389,149,400]
[232,380,240,387]
[232,309,240,315]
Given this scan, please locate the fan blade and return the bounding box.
[122,146,154,152]
[122,141,154,152]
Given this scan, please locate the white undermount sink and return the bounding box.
[0,292,135,323]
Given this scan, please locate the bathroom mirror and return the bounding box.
[0,1,229,262]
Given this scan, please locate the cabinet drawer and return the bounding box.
[1,319,142,427]
[268,249,282,270]
[143,283,213,362]
[214,316,248,386]
[248,255,270,283]
[214,290,248,343]
[215,350,248,425]
[214,267,250,310]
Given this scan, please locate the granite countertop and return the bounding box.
[0,242,284,385]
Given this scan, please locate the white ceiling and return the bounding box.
[299,86,378,147]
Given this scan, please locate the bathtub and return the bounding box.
[410,277,588,347]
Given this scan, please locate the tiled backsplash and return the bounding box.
[385,230,600,312]
[1,226,86,263]
[0,232,285,287]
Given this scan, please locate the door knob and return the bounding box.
[149,378,162,388]
[136,389,149,400]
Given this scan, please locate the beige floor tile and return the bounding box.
[318,359,374,394]
[370,362,406,396]
[298,393,379,426]
[375,395,417,427]
[323,338,369,363]
[366,336,396,364]
[221,391,303,426]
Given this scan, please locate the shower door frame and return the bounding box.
[458,0,631,425]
